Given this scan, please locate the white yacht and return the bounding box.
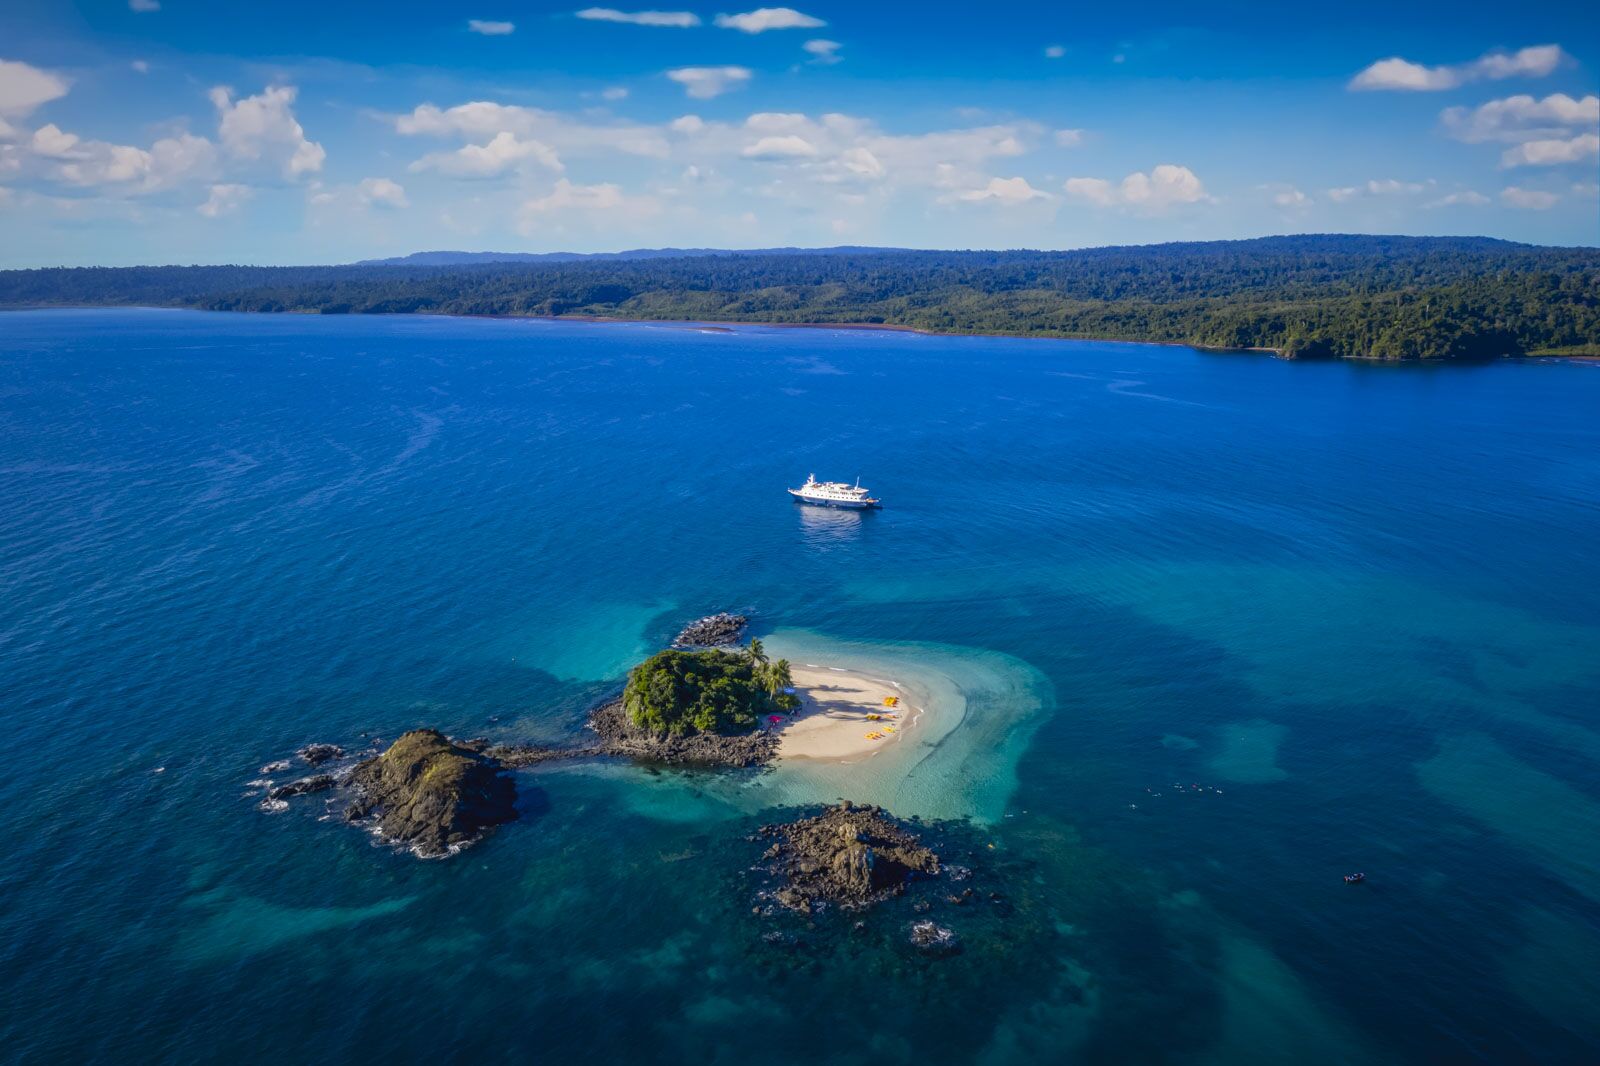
[788,474,881,509]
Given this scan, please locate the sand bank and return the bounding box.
[778,663,928,762]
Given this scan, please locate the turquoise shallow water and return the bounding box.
[2,308,1598,1063]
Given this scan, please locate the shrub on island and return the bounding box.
[624,640,798,735]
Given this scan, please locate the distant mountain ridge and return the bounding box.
[355,246,911,266]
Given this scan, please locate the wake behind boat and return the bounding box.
[788,474,881,509]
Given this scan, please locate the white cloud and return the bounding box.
[1053,128,1084,148]
[409,130,563,177]
[1500,185,1559,209]
[517,177,660,234]
[1442,93,1598,143]
[1271,186,1312,208]
[955,176,1049,204]
[742,134,819,159]
[1424,190,1491,208]
[357,177,409,208]
[131,60,150,74]
[129,0,160,11]
[0,59,71,117]
[601,87,629,101]
[210,85,325,178]
[197,183,252,217]
[576,7,700,27]
[1064,164,1210,211]
[715,8,824,33]
[467,19,516,35]
[1501,133,1599,167]
[1325,178,1428,202]
[1044,45,1065,59]
[394,100,669,158]
[803,39,842,64]
[1350,44,1567,92]
[666,66,753,99]
[25,122,217,192]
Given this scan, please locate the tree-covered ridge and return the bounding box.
[623,640,798,736]
[3,235,1596,360]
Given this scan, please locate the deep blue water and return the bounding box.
[2,308,1598,1064]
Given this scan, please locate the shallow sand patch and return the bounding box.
[777,663,925,762]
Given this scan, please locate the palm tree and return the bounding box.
[746,637,768,668]
[763,658,793,698]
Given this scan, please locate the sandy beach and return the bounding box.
[777,662,927,762]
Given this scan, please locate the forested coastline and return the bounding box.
[3,235,1596,361]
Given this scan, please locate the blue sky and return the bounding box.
[0,1,1595,265]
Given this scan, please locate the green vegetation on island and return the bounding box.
[624,638,799,735]
[3,235,1597,360]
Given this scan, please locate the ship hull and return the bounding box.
[789,492,879,509]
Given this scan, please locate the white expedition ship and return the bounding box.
[788,474,881,509]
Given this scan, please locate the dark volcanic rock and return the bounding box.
[268,774,335,800]
[672,612,749,648]
[758,802,941,912]
[344,730,517,857]
[588,699,777,769]
[908,919,961,956]
[297,743,344,765]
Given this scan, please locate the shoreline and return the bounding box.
[11,303,1595,362]
[777,662,932,763]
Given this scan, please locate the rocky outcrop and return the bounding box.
[672,612,749,648]
[267,774,335,800]
[343,730,517,857]
[587,699,777,768]
[756,802,941,912]
[297,743,344,765]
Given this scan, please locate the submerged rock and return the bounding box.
[908,920,961,956]
[758,802,941,912]
[344,730,517,857]
[672,612,749,648]
[258,760,292,774]
[297,743,344,765]
[267,774,335,800]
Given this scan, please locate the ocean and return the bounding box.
[2,308,1597,1064]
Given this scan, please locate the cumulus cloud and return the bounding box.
[0,59,71,117]
[741,134,819,159]
[715,8,824,32]
[1053,128,1084,148]
[1501,185,1559,209]
[409,130,563,176]
[576,7,700,26]
[357,177,408,208]
[1441,93,1598,143]
[1044,45,1065,59]
[1350,44,1567,91]
[803,39,842,65]
[666,66,753,99]
[1270,186,1312,208]
[955,176,1049,204]
[1064,164,1210,210]
[25,122,217,192]
[467,19,515,35]
[517,177,660,234]
[210,85,325,178]
[1501,133,1599,167]
[394,101,669,158]
[600,87,629,101]
[197,183,252,217]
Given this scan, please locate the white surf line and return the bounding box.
[805,663,820,668]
